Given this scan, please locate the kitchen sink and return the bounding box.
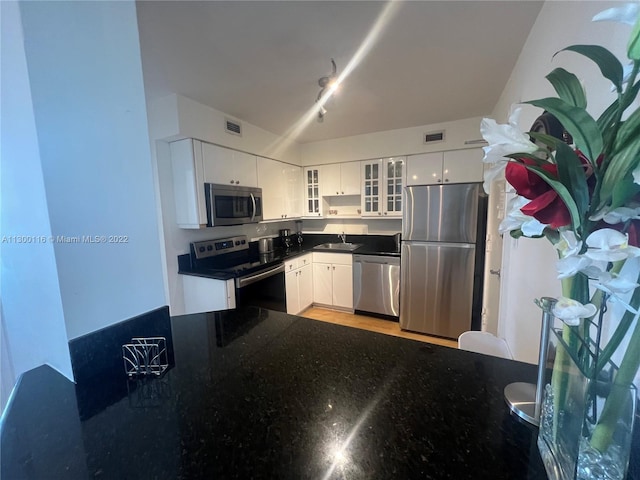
[314,243,362,251]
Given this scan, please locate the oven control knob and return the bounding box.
[235,241,240,246]
[207,245,213,251]
[199,246,206,253]
[241,240,246,244]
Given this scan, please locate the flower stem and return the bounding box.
[590,307,640,452]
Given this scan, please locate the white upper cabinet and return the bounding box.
[442,149,484,184]
[407,149,483,185]
[321,162,360,196]
[202,142,258,187]
[303,167,323,217]
[257,156,302,221]
[361,157,404,217]
[170,138,207,229]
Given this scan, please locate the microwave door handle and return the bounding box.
[207,185,214,226]
[249,193,256,222]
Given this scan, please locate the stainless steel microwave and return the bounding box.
[205,184,263,227]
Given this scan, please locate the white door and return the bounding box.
[332,264,353,309]
[313,263,333,305]
[202,142,235,185]
[406,152,443,185]
[340,162,361,195]
[361,160,382,216]
[383,157,404,216]
[298,263,314,312]
[304,167,322,216]
[322,164,341,196]
[284,164,302,218]
[443,149,484,184]
[257,156,284,220]
[233,151,258,187]
[285,270,299,314]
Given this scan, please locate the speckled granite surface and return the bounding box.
[4,307,636,479]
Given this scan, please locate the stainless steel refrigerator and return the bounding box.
[400,183,486,339]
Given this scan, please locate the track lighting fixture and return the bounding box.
[316,58,337,122]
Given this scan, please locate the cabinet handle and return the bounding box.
[230,180,234,184]
[384,212,387,215]
[336,191,339,195]
[378,212,382,216]
[444,178,449,183]
[437,179,442,183]
[327,266,330,270]
[235,180,239,185]
[332,266,335,271]
[341,191,344,194]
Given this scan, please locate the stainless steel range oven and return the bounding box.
[190,236,286,312]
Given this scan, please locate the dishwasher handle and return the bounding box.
[353,254,400,266]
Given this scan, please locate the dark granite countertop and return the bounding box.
[1,307,562,479]
[178,234,400,279]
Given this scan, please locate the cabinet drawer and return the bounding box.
[285,253,312,271]
[312,252,353,265]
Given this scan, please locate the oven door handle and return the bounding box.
[235,263,285,288]
[249,193,257,222]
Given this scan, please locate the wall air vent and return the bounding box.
[225,118,242,137]
[424,130,445,144]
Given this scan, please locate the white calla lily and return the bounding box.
[552,297,598,326]
[592,3,640,26]
[480,107,538,165]
[634,164,640,185]
[499,196,547,236]
[482,161,509,194]
[584,229,640,262]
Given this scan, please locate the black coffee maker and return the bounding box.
[279,229,292,249]
[295,220,303,247]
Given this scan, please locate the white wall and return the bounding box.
[1,1,74,407]
[299,116,486,165]
[492,1,633,364]
[148,94,302,165]
[19,1,166,340]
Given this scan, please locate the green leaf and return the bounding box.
[597,81,640,150]
[611,177,640,210]
[546,68,587,108]
[558,45,624,93]
[629,16,640,60]
[504,152,547,164]
[613,105,640,154]
[525,164,582,233]
[528,131,565,151]
[598,136,640,209]
[554,142,590,221]
[525,98,603,162]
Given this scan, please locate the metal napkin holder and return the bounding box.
[122,337,168,377]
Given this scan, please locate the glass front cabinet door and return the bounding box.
[304,167,322,216]
[361,157,404,217]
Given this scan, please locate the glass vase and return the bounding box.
[537,327,637,480]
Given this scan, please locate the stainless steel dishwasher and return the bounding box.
[353,254,400,318]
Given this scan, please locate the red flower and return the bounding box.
[505,159,571,228]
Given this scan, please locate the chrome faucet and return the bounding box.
[338,231,347,243]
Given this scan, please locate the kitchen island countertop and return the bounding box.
[4,307,635,479]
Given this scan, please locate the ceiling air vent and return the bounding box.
[424,130,445,144]
[225,118,242,137]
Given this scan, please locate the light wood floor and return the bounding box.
[300,306,458,348]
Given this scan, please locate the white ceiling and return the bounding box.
[136,1,543,144]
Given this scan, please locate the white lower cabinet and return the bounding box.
[285,254,313,315]
[312,252,353,310]
[182,276,235,314]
